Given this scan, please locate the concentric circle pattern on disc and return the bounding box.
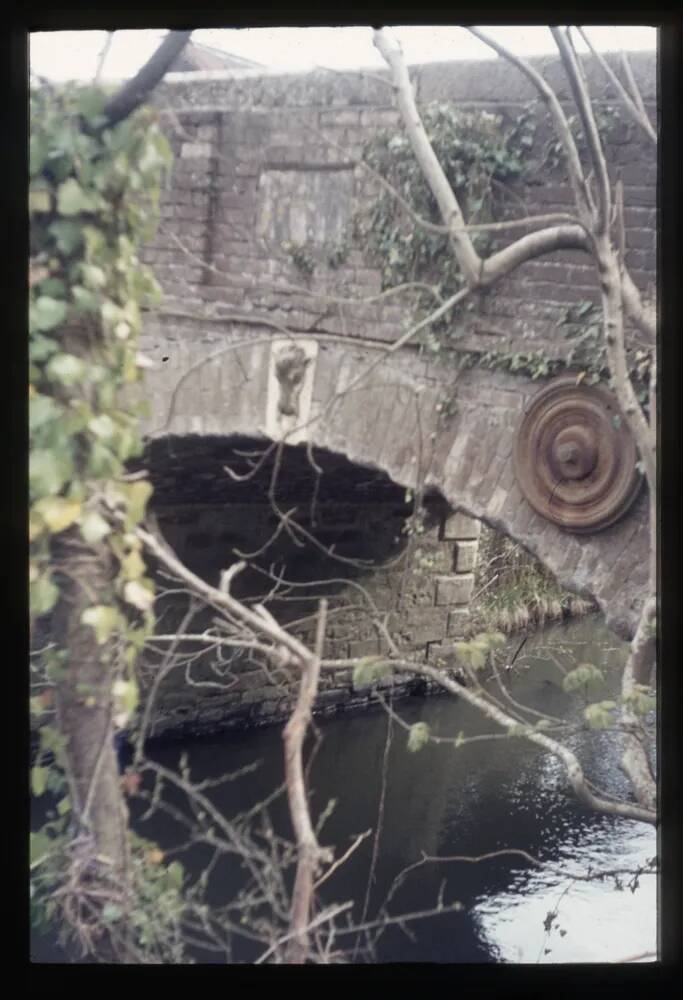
[513,376,642,533]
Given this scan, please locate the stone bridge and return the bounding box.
[132,53,656,734]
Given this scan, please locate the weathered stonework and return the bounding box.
[132,53,656,735]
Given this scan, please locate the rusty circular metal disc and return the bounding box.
[513,375,643,533]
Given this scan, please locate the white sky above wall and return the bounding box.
[30,25,657,82]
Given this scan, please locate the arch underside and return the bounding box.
[139,330,650,640]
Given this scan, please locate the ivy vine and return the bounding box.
[356,102,537,302]
[29,80,178,954]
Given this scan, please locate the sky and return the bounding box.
[30,25,657,81]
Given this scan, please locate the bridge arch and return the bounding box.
[139,325,650,643]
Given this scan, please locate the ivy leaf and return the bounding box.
[56,178,97,216]
[123,579,154,611]
[29,334,59,362]
[407,721,431,753]
[45,353,86,386]
[31,766,48,797]
[80,511,111,545]
[33,496,81,534]
[72,285,99,313]
[30,449,70,496]
[81,605,121,644]
[32,296,67,332]
[29,394,61,433]
[121,480,154,527]
[120,548,146,581]
[49,219,84,254]
[113,678,140,717]
[88,414,116,440]
[29,188,52,213]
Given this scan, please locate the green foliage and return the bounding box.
[454,631,505,672]
[281,234,350,275]
[473,527,584,634]
[29,80,170,669]
[30,828,190,963]
[622,684,656,716]
[29,81,172,955]
[583,700,618,730]
[357,102,537,348]
[352,657,392,689]
[407,721,431,753]
[562,662,605,697]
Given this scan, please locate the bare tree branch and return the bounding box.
[103,30,192,127]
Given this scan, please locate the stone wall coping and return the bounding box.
[151,50,656,111]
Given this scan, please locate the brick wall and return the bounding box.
[143,494,483,737]
[131,53,655,736]
[144,52,656,363]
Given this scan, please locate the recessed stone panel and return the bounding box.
[256,167,354,246]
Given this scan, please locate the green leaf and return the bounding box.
[33,496,81,534]
[113,678,140,716]
[507,722,532,737]
[352,657,391,689]
[31,766,48,797]
[407,721,430,753]
[622,684,656,716]
[454,641,471,667]
[122,480,154,527]
[102,903,123,923]
[57,796,71,816]
[123,579,154,611]
[32,296,67,333]
[167,861,184,889]
[29,394,61,433]
[30,574,59,616]
[121,548,145,580]
[88,414,116,439]
[29,334,59,362]
[45,353,86,385]
[584,700,617,730]
[72,285,99,313]
[80,511,111,545]
[81,605,121,644]
[49,219,84,254]
[81,263,107,289]
[29,188,52,213]
[562,663,605,695]
[30,831,51,866]
[56,177,97,216]
[86,440,119,478]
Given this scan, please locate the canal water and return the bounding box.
[129,615,657,964]
[31,615,657,963]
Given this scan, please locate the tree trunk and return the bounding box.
[52,529,131,885]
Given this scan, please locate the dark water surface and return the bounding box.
[31,616,657,964]
[132,616,656,964]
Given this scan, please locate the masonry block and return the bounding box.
[442,511,481,541]
[455,540,479,573]
[435,574,475,606]
[348,638,380,658]
[447,608,470,637]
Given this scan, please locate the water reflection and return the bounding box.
[30,616,654,964]
[131,615,656,963]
